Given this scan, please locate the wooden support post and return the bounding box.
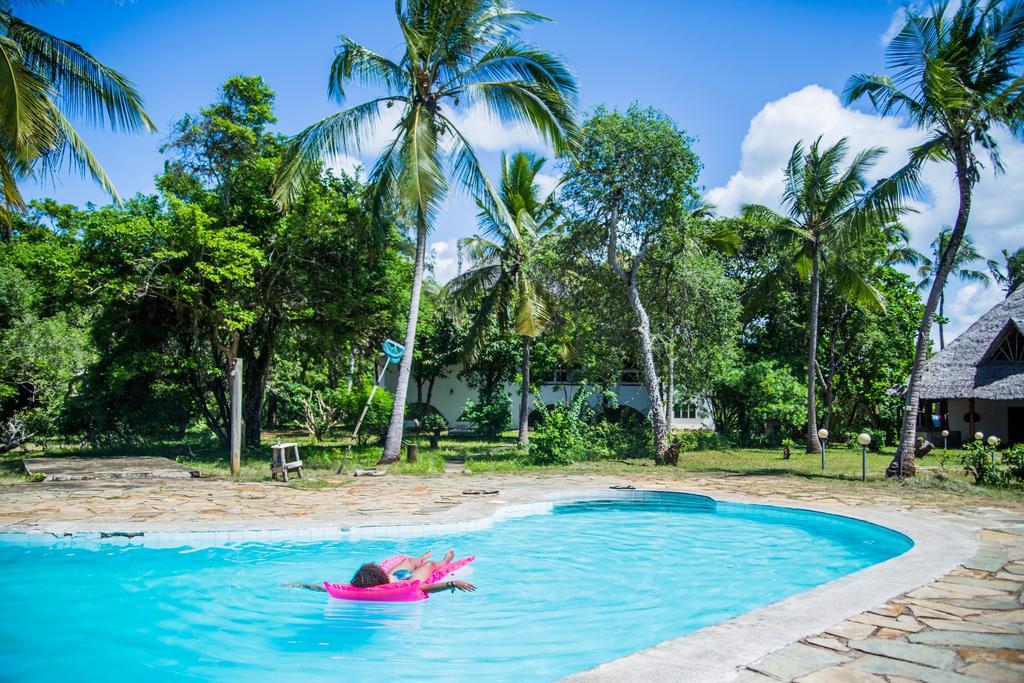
[230,358,242,476]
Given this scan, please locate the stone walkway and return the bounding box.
[2,470,1023,681]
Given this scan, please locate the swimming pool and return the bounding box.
[0,493,911,682]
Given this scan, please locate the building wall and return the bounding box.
[945,398,1024,443]
[384,365,715,431]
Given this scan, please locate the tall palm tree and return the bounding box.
[917,228,990,349]
[844,0,1024,477]
[743,137,899,455]
[0,2,154,233]
[274,0,578,463]
[444,151,559,446]
[989,246,1024,296]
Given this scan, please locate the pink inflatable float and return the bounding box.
[324,554,475,602]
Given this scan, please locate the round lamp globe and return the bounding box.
[857,433,871,446]
[817,429,829,440]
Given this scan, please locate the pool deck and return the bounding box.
[1,470,1022,682]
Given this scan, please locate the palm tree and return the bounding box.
[444,151,559,446]
[844,0,1024,477]
[273,0,578,463]
[989,246,1024,296]
[743,137,898,455]
[0,3,154,234]
[917,228,990,349]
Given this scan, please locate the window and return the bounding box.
[620,369,640,384]
[674,402,698,420]
[917,400,948,430]
[987,323,1024,362]
[552,367,570,384]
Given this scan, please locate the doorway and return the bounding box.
[1010,407,1024,445]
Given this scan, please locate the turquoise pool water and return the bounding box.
[0,495,911,682]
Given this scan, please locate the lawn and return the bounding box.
[3,429,1021,506]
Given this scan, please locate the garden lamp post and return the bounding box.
[857,432,871,482]
[975,431,984,441]
[987,435,1000,465]
[941,429,949,452]
[818,428,829,470]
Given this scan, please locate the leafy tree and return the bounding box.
[743,137,902,455]
[0,3,154,232]
[709,359,805,445]
[445,151,560,445]
[989,245,1024,296]
[845,0,1024,476]
[273,0,579,463]
[917,227,990,348]
[410,283,464,414]
[562,105,701,462]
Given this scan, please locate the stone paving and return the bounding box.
[2,469,1024,681]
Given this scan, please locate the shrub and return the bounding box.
[1001,444,1024,485]
[845,428,886,452]
[959,439,1002,486]
[590,420,653,459]
[695,431,734,451]
[524,390,590,465]
[460,386,511,437]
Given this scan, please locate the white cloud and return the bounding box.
[881,8,906,46]
[947,282,1004,340]
[534,172,559,201]
[324,154,363,179]
[429,240,458,283]
[707,84,1024,343]
[447,102,551,153]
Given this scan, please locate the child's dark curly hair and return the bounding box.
[351,563,390,587]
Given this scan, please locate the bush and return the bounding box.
[1000,444,1024,485]
[589,420,653,459]
[695,431,734,451]
[844,428,886,452]
[524,390,590,465]
[461,386,511,437]
[959,439,1002,486]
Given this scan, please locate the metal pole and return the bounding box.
[821,440,826,471]
[230,358,242,476]
[861,445,867,482]
[337,358,391,474]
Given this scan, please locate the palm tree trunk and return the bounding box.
[806,241,822,454]
[628,276,670,462]
[938,292,946,350]
[518,336,531,446]
[890,145,974,478]
[379,211,428,464]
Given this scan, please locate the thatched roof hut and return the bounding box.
[918,286,1024,401]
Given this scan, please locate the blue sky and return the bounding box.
[21,0,1024,339]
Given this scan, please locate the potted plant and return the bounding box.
[421,412,448,449]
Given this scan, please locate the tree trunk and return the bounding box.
[347,346,355,392]
[666,354,675,424]
[806,240,822,454]
[938,292,946,350]
[379,211,428,464]
[891,144,974,478]
[518,336,531,446]
[628,276,670,461]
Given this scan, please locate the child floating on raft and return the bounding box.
[290,549,476,597]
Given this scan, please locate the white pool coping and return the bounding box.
[0,488,984,682]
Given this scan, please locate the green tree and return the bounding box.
[742,137,899,455]
[273,0,578,463]
[845,0,1024,476]
[989,245,1024,296]
[445,151,560,445]
[562,105,701,462]
[916,228,990,348]
[0,3,154,231]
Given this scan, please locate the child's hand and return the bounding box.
[450,581,476,592]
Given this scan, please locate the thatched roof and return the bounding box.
[917,286,1024,400]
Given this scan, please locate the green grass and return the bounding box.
[3,429,1021,505]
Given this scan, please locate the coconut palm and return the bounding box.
[444,151,559,446]
[743,137,900,455]
[274,0,578,463]
[0,3,154,234]
[989,246,1024,296]
[844,0,1024,477]
[0,3,153,232]
[917,228,990,348]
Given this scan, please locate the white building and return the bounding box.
[385,364,714,432]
